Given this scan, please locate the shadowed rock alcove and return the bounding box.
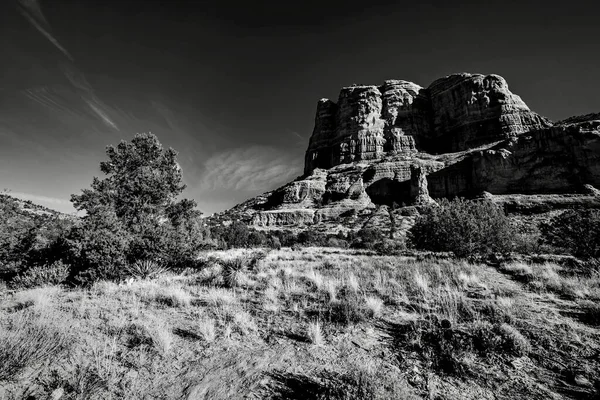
[365,178,412,206]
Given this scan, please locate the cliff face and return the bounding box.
[217,73,600,231]
[428,74,551,152]
[304,73,550,175]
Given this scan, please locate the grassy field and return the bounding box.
[0,248,598,399]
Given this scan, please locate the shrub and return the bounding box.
[0,195,75,282]
[540,209,600,259]
[224,221,250,248]
[10,260,70,288]
[408,198,513,258]
[349,228,386,250]
[65,208,132,284]
[247,231,268,247]
[267,236,282,250]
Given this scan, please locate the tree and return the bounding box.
[69,133,204,282]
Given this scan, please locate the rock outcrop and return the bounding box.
[216,73,599,232]
[304,73,550,175]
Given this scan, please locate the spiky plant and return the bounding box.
[126,259,167,280]
[221,257,248,288]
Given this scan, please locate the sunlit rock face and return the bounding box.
[217,74,600,230]
[427,73,551,152]
[304,73,550,175]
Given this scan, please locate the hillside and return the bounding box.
[0,194,69,219]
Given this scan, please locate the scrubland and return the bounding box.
[1,247,599,399]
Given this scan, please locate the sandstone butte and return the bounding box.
[215,73,600,233]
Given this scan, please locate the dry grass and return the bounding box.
[197,316,217,342]
[0,247,598,399]
[306,320,324,346]
[0,312,71,381]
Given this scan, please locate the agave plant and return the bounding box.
[126,259,168,280]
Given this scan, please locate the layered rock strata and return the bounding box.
[304,73,550,174]
[217,73,599,230]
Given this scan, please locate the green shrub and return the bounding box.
[10,261,70,288]
[65,208,132,284]
[408,198,513,258]
[224,221,251,248]
[349,228,386,250]
[540,209,600,259]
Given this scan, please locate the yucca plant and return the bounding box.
[126,259,167,280]
[221,257,248,288]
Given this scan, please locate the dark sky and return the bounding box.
[1,0,599,214]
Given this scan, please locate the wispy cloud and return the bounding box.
[17,1,119,131]
[18,0,73,60]
[200,146,302,193]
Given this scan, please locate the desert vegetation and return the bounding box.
[1,248,598,399]
[1,134,599,399]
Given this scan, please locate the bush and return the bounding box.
[65,208,132,284]
[408,198,513,258]
[224,221,251,248]
[348,227,387,251]
[540,209,600,259]
[10,261,70,288]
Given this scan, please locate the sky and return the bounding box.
[1,0,599,215]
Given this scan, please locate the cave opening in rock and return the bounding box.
[365,178,412,207]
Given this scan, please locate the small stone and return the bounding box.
[574,374,593,387]
[51,388,64,400]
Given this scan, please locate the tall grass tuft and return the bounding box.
[0,313,71,380]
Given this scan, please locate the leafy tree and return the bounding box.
[408,198,512,258]
[69,133,204,282]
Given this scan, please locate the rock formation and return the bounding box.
[304,73,550,175]
[216,73,600,231]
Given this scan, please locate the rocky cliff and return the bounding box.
[216,73,600,232]
[304,73,550,174]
